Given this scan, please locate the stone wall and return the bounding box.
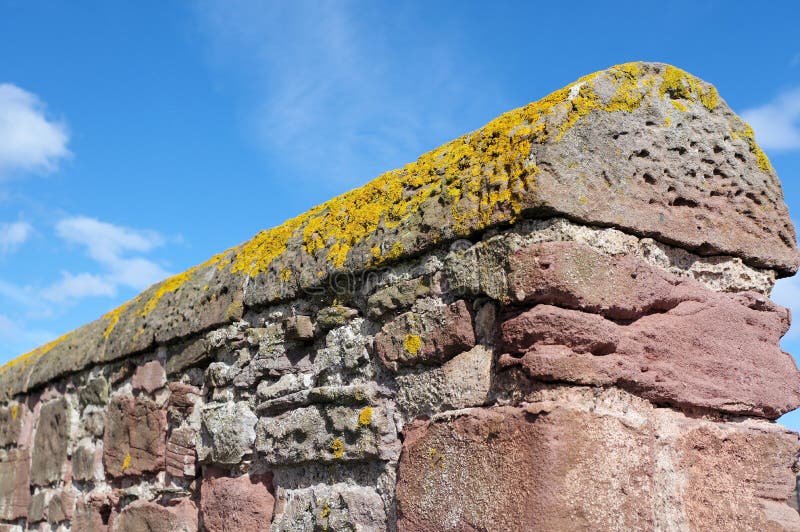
[1,62,799,531]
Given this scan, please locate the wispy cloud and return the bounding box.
[193,1,499,186]
[55,216,170,293]
[0,84,70,178]
[0,220,33,254]
[1,217,169,311]
[742,88,800,151]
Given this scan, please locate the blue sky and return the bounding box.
[1,1,799,426]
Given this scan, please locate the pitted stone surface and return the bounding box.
[131,360,167,393]
[255,403,399,465]
[0,404,26,448]
[271,483,388,531]
[111,499,197,532]
[30,397,71,486]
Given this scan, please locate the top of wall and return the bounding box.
[1,61,797,399]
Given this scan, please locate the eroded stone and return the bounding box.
[200,469,274,532]
[30,397,70,486]
[103,395,167,477]
[374,299,475,370]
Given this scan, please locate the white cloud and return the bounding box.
[772,275,800,340]
[741,89,800,151]
[0,221,32,254]
[0,84,70,177]
[55,216,169,290]
[40,272,117,303]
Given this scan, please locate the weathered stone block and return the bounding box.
[272,483,386,531]
[0,449,30,521]
[30,397,70,486]
[374,299,475,370]
[200,469,274,532]
[131,360,167,393]
[72,495,111,532]
[395,345,492,421]
[395,389,800,531]
[166,426,197,479]
[72,439,102,482]
[103,394,167,477]
[0,403,27,447]
[79,376,109,406]
[111,499,197,532]
[499,242,800,418]
[198,401,257,465]
[284,315,314,342]
[256,403,399,465]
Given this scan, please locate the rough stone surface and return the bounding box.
[499,241,800,418]
[0,449,29,521]
[131,360,167,393]
[200,470,275,532]
[199,401,257,465]
[30,397,71,486]
[375,299,475,370]
[80,376,109,406]
[103,394,167,477]
[0,404,26,448]
[72,439,102,482]
[395,345,492,422]
[256,403,399,465]
[166,426,197,479]
[0,62,799,531]
[272,483,387,531]
[111,499,197,532]
[396,388,800,531]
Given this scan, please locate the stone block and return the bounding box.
[198,401,257,465]
[374,299,475,370]
[395,388,800,531]
[200,469,274,532]
[0,449,30,520]
[103,394,167,477]
[131,360,167,394]
[30,397,70,486]
[111,499,197,532]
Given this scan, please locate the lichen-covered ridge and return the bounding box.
[1,61,796,400]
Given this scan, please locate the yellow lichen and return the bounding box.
[358,406,373,427]
[404,334,422,355]
[659,65,719,110]
[0,332,71,375]
[429,447,445,469]
[279,268,292,282]
[11,404,19,420]
[321,503,330,518]
[226,63,678,278]
[330,438,344,459]
[671,100,688,112]
[139,251,229,318]
[732,123,774,174]
[122,453,131,471]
